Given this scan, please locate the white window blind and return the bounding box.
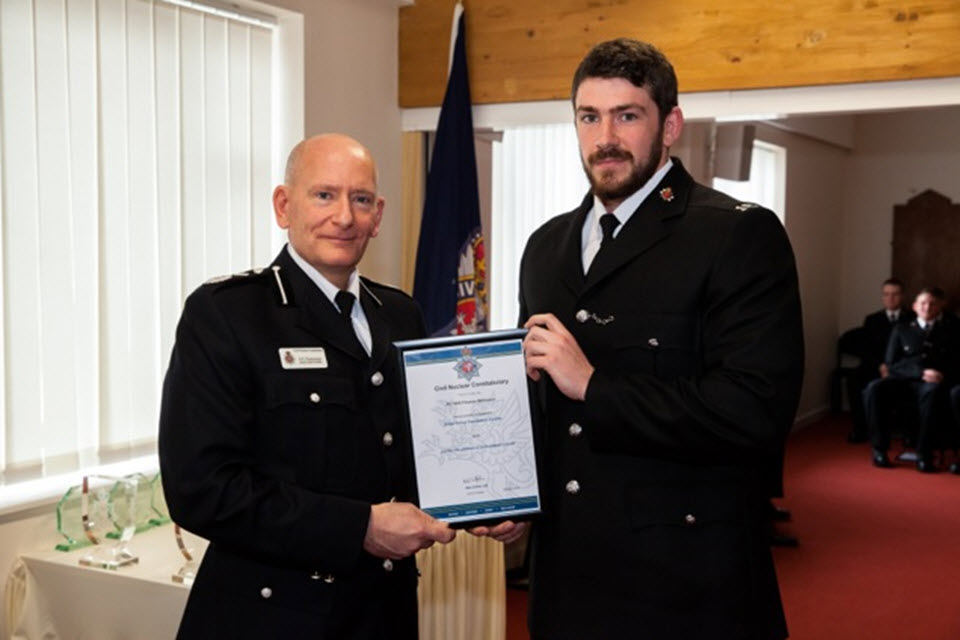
[713,140,787,223]
[490,123,589,330]
[0,0,278,487]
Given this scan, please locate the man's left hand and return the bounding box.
[523,313,594,401]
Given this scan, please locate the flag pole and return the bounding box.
[448,2,464,76]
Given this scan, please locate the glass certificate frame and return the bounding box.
[394,329,541,526]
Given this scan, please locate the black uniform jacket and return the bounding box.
[518,160,804,640]
[886,317,960,382]
[159,247,425,639]
[862,308,913,370]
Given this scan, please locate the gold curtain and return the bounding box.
[417,534,506,640]
[400,132,425,294]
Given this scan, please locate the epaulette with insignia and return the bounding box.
[203,267,269,286]
[734,202,760,212]
[201,265,291,306]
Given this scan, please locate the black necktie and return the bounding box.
[334,290,368,357]
[587,213,621,276]
[599,213,620,248]
[335,290,356,319]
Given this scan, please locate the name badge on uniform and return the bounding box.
[279,347,328,369]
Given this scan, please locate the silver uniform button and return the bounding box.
[648,338,659,348]
[565,479,581,495]
[382,432,394,447]
[383,558,394,572]
[309,392,321,403]
[260,587,273,599]
[575,309,589,323]
[568,423,582,437]
[371,371,384,387]
[684,514,696,525]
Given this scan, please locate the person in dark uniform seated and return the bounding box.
[864,287,960,472]
[159,134,456,639]
[846,277,914,442]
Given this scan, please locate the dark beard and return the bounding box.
[582,126,664,203]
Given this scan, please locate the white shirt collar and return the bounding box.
[589,158,674,234]
[581,159,673,274]
[285,244,361,309]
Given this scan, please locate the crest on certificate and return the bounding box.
[453,346,482,381]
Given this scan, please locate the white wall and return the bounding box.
[753,123,849,422]
[839,106,960,329]
[265,0,404,286]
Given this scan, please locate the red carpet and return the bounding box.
[506,415,960,639]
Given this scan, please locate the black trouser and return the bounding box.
[949,385,960,447]
[864,377,949,457]
[846,364,879,437]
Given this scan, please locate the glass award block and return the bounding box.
[171,524,199,586]
[104,472,155,536]
[78,475,139,569]
[55,482,90,552]
[149,472,172,527]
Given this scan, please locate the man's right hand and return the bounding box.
[468,520,528,544]
[363,502,456,559]
[523,313,595,401]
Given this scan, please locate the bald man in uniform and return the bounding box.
[159,134,454,639]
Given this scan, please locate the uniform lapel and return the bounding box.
[275,250,369,362]
[584,162,693,292]
[557,193,592,295]
[360,279,392,371]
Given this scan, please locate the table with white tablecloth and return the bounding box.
[5,523,207,640]
[5,521,506,640]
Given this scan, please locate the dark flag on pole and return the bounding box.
[413,2,487,336]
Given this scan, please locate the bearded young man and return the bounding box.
[475,39,804,639]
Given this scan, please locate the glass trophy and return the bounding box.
[105,472,156,535]
[55,482,89,552]
[149,472,172,527]
[78,475,140,569]
[171,523,199,586]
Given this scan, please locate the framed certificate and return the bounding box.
[394,329,541,526]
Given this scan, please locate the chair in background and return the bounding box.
[831,327,865,413]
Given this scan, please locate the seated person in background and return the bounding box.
[846,277,914,442]
[864,287,960,472]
